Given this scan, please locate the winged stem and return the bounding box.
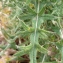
[29,0,39,63]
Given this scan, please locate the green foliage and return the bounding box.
[0,0,63,63]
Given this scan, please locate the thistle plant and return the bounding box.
[0,0,63,63]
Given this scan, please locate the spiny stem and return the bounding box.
[29,1,40,63]
[34,0,39,44]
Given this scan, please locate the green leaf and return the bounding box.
[27,6,36,15]
[32,17,37,28]
[14,46,31,57]
[43,62,57,63]
[0,44,10,56]
[26,0,31,4]
[1,28,13,39]
[39,31,48,39]
[16,30,33,37]
[20,13,35,20]
[0,45,7,49]
[17,44,32,50]
[35,44,48,54]
[39,29,55,34]
[55,42,62,50]
[41,14,57,20]
[14,50,28,57]
[39,5,46,16]
[38,18,44,28]
[35,0,38,11]
[18,18,29,30]
[52,25,60,35]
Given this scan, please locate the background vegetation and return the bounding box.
[0,0,63,63]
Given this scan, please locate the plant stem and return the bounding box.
[29,0,39,63]
[61,46,63,63]
[42,54,46,63]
